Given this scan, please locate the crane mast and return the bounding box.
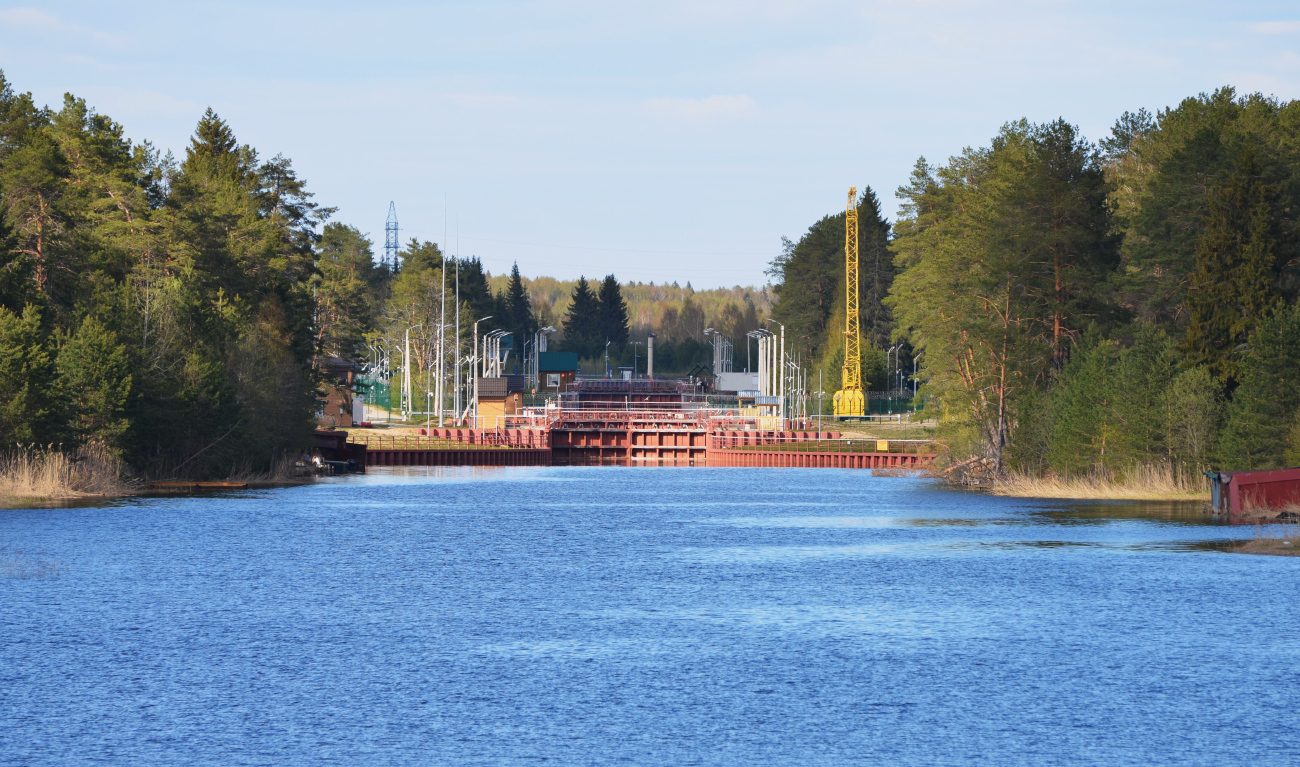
[833,187,865,418]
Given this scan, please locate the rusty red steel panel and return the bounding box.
[1211,467,1300,515]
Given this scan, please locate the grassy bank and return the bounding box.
[1229,522,1300,557]
[0,443,133,506]
[990,464,1209,501]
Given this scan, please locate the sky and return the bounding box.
[2,1,1299,288]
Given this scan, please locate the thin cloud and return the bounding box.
[645,94,758,123]
[1250,21,1300,35]
[0,7,123,47]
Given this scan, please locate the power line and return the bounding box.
[398,228,776,258]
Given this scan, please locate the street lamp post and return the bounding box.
[534,326,556,394]
[471,316,492,426]
[404,324,422,421]
[765,319,785,427]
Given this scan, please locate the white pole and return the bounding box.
[454,257,460,423]
[439,198,447,426]
[779,325,785,428]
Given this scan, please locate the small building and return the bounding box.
[716,372,760,396]
[538,351,579,392]
[478,374,527,427]
[1208,467,1300,517]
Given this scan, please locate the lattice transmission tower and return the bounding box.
[384,201,399,271]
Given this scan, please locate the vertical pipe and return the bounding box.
[647,334,655,380]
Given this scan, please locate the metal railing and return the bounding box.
[347,430,550,450]
[708,434,939,455]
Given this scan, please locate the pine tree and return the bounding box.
[562,276,600,358]
[399,238,442,274]
[857,187,894,349]
[1182,148,1291,385]
[57,316,132,449]
[596,274,629,350]
[181,107,252,183]
[0,304,55,444]
[504,263,536,357]
[315,223,377,359]
[455,257,494,326]
[1214,303,1300,470]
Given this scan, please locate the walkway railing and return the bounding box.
[708,434,939,455]
[347,430,550,450]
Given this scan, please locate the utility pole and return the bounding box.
[454,255,461,423]
[438,200,446,426]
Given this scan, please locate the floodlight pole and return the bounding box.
[404,324,422,421]
[472,316,492,426]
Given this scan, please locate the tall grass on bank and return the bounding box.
[992,463,1209,501]
[0,442,132,501]
[1234,522,1300,556]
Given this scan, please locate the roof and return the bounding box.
[477,375,526,397]
[538,351,579,372]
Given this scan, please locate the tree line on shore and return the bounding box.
[0,71,768,478]
[768,87,1300,474]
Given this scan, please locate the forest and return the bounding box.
[769,87,1300,475]
[0,70,766,478]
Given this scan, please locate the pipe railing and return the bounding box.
[347,430,550,450]
[708,434,940,454]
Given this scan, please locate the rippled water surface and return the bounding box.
[2,468,1298,765]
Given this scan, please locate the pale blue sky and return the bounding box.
[2,1,1299,287]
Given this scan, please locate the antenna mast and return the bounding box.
[384,201,399,270]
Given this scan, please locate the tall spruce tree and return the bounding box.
[1182,148,1293,385]
[455,257,494,326]
[504,262,536,359]
[768,187,893,357]
[562,276,600,358]
[1214,303,1300,470]
[597,274,629,351]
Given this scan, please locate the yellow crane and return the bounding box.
[833,187,865,418]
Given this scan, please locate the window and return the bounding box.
[547,373,561,387]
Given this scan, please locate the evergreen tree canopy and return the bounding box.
[315,224,377,360]
[889,119,1117,469]
[1182,147,1295,385]
[767,187,893,358]
[400,238,442,274]
[597,274,629,350]
[561,276,600,358]
[503,262,536,356]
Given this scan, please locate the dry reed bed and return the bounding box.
[0,442,132,503]
[991,464,1209,501]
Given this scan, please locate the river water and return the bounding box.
[2,468,1297,765]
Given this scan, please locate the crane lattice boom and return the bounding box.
[834,187,865,418]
